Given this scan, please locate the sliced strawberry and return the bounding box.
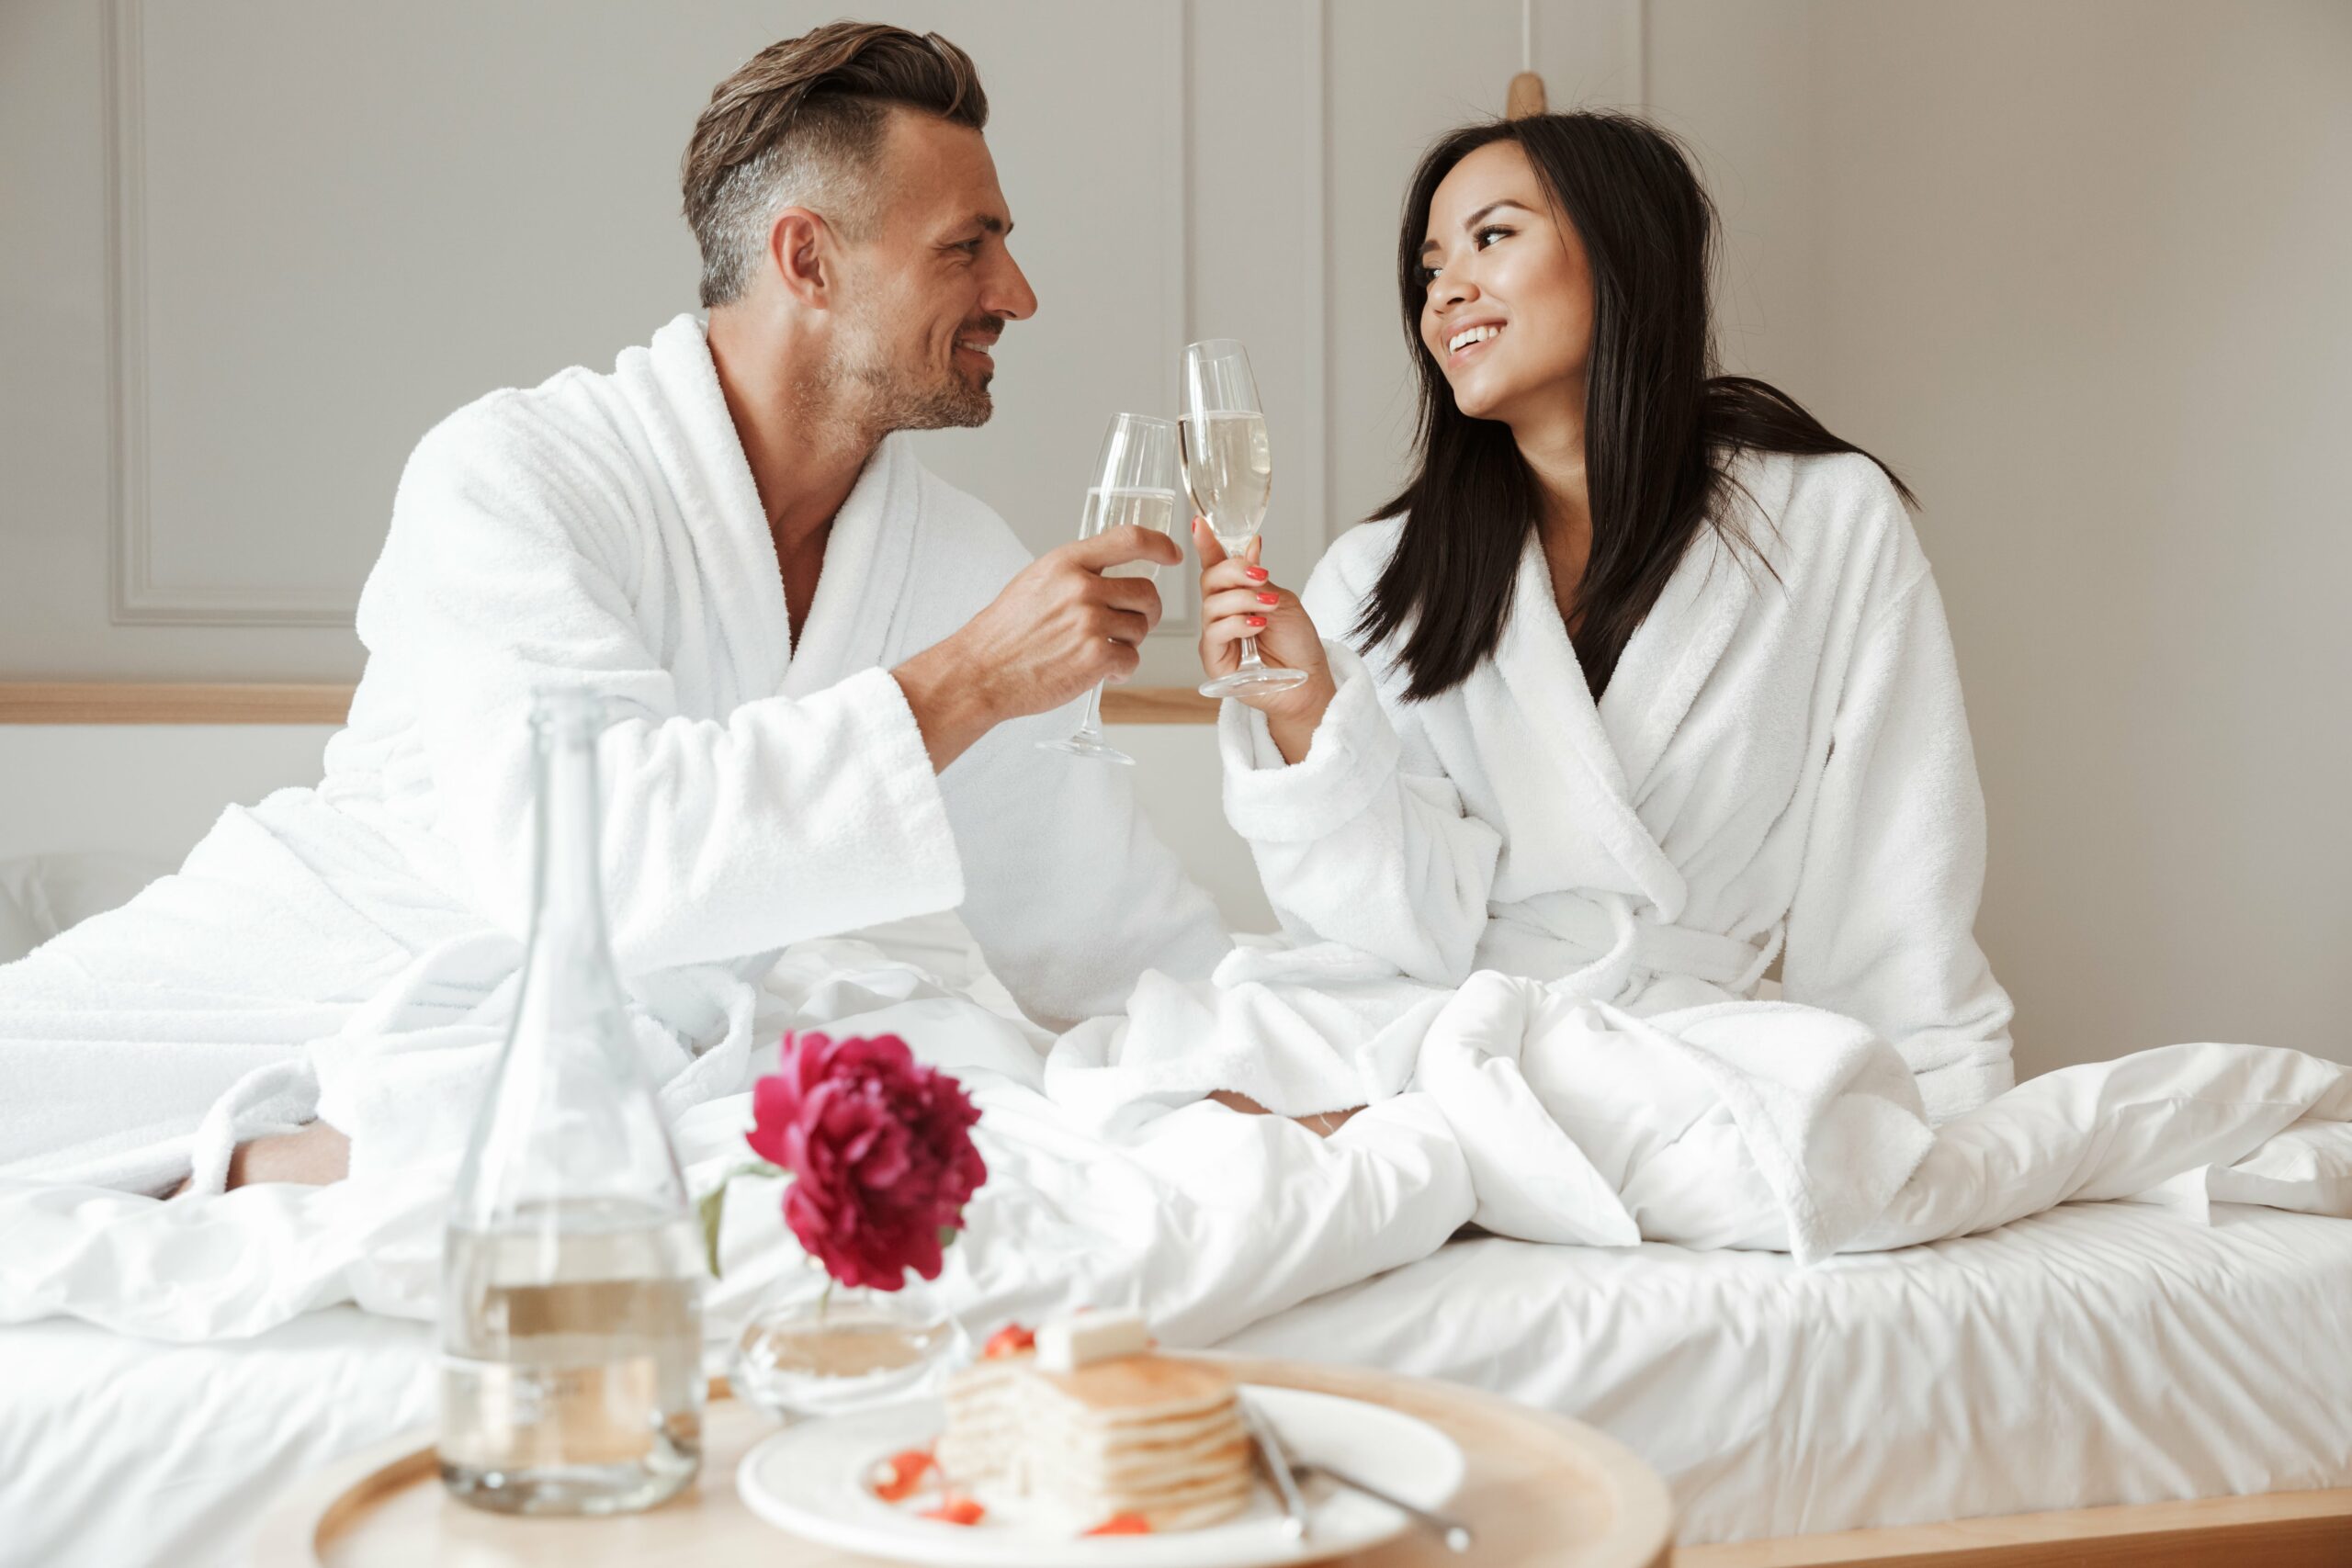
[982,1323,1035,1359]
[922,1493,986,1526]
[869,1448,936,1503]
[1085,1512,1152,1535]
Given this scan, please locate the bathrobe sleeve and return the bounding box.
[1778,530,2017,1122]
[882,484,1230,1032]
[939,706,1233,1032]
[363,400,964,974]
[1216,543,1504,984]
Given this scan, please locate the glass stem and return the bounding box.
[1078,679,1106,738]
[1238,634,1268,671]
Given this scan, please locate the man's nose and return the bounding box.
[989,248,1038,322]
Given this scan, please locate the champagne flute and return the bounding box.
[1038,412,1181,764]
[1182,339,1306,698]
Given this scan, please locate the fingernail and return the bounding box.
[1257,592,1279,605]
[1245,567,1269,581]
[1247,615,1268,628]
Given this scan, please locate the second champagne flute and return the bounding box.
[1037,412,1181,764]
[1182,338,1306,698]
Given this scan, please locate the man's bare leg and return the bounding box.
[1207,1089,1362,1138]
[170,1122,351,1197]
[227,1122,351,1187]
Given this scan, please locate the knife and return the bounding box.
[1238,1394,1308,1541]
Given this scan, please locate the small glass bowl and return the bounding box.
[729,1280,966,1422]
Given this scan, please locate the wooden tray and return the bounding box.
[252,1354,1672,1567]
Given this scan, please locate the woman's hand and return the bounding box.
[1194,519,1336,762]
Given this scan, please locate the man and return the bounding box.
[0,23,1228,1194]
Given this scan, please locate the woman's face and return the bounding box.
[1417,141,1593,426]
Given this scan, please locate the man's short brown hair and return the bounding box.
[682,22,989,308]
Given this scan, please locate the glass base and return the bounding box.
[1200,663,1311,699]
[730,1286,963,1423]
[1037,732,1136,765]
[441,1435,699,1516]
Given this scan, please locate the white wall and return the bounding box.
[1650,0,2352,1073]
[6,2,2344,1069]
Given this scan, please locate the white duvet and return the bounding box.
[3,935,2346,1353]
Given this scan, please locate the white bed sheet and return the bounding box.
[0,1307,434,1568]
[5,1201,2347,1566]
[1225,1201,2352,1542]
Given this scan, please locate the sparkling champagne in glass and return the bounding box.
[1039,412,1181,763]
[1182,340,1306,698]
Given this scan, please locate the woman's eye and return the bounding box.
[1475,226,1512,249]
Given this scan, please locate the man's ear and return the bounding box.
[767,208,831,310]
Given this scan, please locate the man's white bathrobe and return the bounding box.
[0,313,1227,1194]
[1217,451,2015,1122]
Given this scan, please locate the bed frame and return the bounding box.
[1673,1487,2352,1566]
[7,681,2348,1566]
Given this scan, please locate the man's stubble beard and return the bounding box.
[831,303,994,434]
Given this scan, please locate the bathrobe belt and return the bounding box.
[1494,889,1781,997]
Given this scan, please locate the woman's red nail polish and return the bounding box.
[1257,592,1279,605]
[1247,615,1268,627]
[1245,567,1269,581]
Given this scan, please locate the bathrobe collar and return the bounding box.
[1604,451,1792,795]
[636,314,922,704]
[1484,453,1786,921]
[785,434,921,698]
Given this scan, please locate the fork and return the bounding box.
[1290,1456,1473,1554]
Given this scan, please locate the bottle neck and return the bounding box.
[525,714,616,971]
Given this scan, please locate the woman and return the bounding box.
[1194,113,2014,1122]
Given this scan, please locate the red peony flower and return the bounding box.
[743,1031,987,1292]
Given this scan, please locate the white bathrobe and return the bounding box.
[1035,451,2352,1265]
[0,313,1227,1193]
[1222,450,2016,1122]
[5,424,2346,1325]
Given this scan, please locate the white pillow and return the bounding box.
[2208,1121,2352,1218]
[0,877,43,964]
[0,852,172,964]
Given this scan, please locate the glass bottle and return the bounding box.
[439,686,704,1515]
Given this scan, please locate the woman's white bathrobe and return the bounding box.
[1223,451,2015,1122]
[0,313,1226,1193]
[1042,450,2352,1264]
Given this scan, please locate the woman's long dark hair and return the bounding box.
[1360,113,1912,701]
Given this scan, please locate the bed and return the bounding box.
[3,1201,2348,1568]
[4,684,2351,1566]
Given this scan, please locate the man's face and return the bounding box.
[828,111,1037,431]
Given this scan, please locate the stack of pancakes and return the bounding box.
[937,1342,1253,1530]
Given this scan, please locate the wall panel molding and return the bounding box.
[1150,0,1198,640]
[104,0,358,627]
[1302,0,1333,547]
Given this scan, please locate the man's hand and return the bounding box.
[894,524,1183,771]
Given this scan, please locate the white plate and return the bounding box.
[736,1382,1466,1567]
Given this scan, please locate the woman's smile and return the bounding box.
[1445,320,1507,359]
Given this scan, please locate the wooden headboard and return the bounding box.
[0,682,1217,726]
